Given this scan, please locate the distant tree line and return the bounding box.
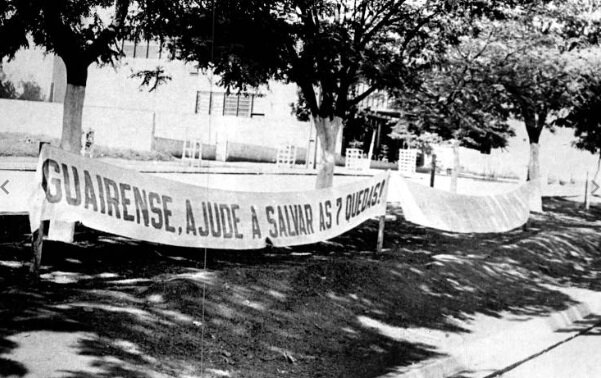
[0,67,44,101]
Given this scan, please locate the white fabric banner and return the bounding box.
[29,145,389,249]
[397,178,534,233]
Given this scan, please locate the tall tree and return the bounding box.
[555,61,601,183]
[0,0,152,153]
[391,36,514,191]
[0,0,171,242]
[558,71,601,153]
[481,23,577,185]
[468,0,601,185]
[162,0,506,188]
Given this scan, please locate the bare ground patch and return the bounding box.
[1,197,600,377]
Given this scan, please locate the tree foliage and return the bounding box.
[0,80,17,99]
[448,2,596,187]
[549,1,601,155]
[18,80,44,101]
[130,66,172,92]
[555,61,601,154]
[391,36,515,153]
[545,0,601,50]
[476,19,578,144]
[390,1,594,152]
[0,66,44,100]
[161,0,519,119]
[0,0,170,153]
[0,67,17,99]
[155,0,521,187]
[388,0,599,190]
[290,90,312,122]
[0,0,139,84]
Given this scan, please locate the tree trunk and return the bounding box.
[50,59,88,243]
[450,140,460,193]
[527,142,543,212]
[524,111,544,212]
[528,142,540,181]
[524,108,545,181]
[60,58,89,154]
[314,116,342,189]
[60,83,86,153]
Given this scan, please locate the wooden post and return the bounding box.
[30,225,45,275]
[430,154,437,188]
[450,141,459,193]
[30,142,48,275]
[584,171,590,211]
[376,215,385,253]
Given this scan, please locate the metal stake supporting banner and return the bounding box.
[30,142,48,275]
[376,215,385,253]
[30,224,45,275]
[584,171,590,211]
[430,154,437,188]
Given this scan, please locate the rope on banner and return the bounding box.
[200,1,217,374]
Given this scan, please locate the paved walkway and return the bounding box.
[500,322,601,378]
[1,155,593,216]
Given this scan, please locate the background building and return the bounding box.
[0,41,337,163]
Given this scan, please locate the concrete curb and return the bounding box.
[381,292,601,378]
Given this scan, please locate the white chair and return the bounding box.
[346,148,367,170]
[276,144,297,168]
[182,137,203,168]
[398,148,417,175]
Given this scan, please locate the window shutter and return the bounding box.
[223,94,239,116]
[237,95,252,117]
[195,91,212,114]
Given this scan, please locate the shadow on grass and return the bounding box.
[0,197,600,377]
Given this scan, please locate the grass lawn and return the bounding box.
[0,198,600,377]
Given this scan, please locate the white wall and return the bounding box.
[1,48,314,154]
[83,106,155,151]
[153,112,312,147]
[0,98,313,153]
[79,55,299,119]
[85,58,201,113]
[0,98,62,137]
[432,120,599,183]
[0,99,154,151]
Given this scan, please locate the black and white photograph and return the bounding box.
[1,0,601,377]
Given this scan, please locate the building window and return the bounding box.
[134,40,147,58]
[195,91,262,117]
[120,39,163,59]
